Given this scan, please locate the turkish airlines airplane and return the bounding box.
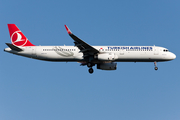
[4,24,176,74]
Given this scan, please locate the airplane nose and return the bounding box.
[172,53,176,59]
[167,52,176,60]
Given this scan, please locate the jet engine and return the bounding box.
[96,53,118,61]
[97,62,117,70]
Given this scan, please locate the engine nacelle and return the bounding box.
[97,63,117,70]
[96,53,118,61]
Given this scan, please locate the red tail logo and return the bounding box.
[8,24,35,47]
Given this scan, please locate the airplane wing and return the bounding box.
[65,25,99,56]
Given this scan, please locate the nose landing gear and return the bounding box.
[154,61,158,70]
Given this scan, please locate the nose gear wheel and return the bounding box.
[154,61,158,70]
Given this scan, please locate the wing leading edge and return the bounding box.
[65,25,99,56]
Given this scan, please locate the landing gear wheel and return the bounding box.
[154,61,158,71]
[155,67,158,70]
[87,62,92,68]
[89,68,94,74]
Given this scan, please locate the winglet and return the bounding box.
[64,25,72,34]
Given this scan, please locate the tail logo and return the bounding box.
[11,31,27,46]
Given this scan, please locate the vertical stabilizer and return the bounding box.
[7,24,35,47]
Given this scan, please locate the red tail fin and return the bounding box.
[7,24,35,47]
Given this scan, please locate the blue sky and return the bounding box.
[0,0,180,120]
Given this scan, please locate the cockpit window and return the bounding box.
[163,49,169,52]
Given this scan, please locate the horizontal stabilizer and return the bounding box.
[5,43,23,51]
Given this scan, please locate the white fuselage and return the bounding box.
[4,45,176,63]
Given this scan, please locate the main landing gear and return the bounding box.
[154,61,158,70]
[87,62,94,74]
[88,68,94,74]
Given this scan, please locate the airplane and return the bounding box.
[4,24,176,74]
